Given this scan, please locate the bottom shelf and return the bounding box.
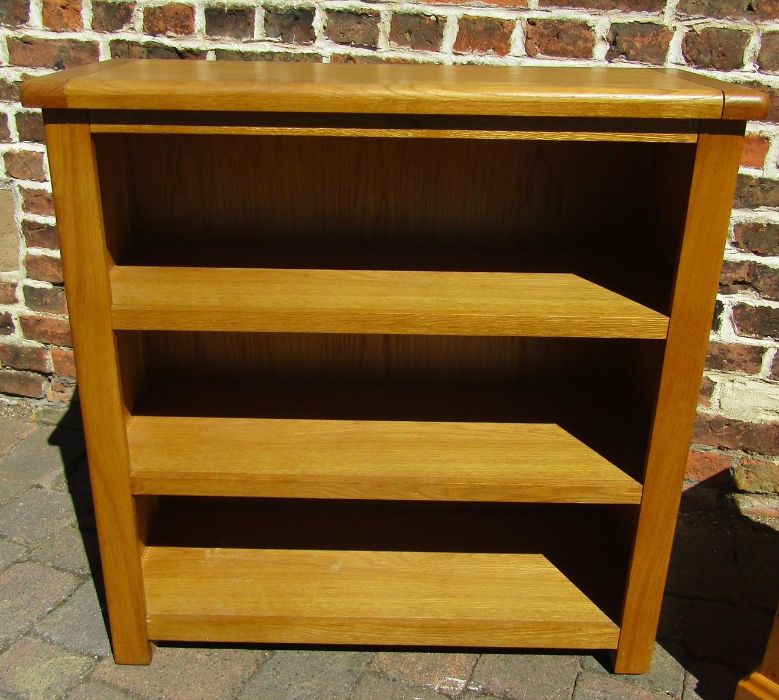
[142,499,630,649]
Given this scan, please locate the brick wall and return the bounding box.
[0,0,777,510]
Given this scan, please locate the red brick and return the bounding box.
[735,175,779,209]
[732,303,779,339]
[22,221,59,249]
[25,253,63,284]
[20,316,72,346]
[4,150,46,182]
[0,78,21,101]
[265,8,314,44]
[0,369,46,398]
[0,312,14,335]
[606,22,672,65]
[759,32,779,73]
[390,13,444,51]
[734,456,779,493]
[20,188,54,217]
[48,377,75,402]
[682,27,749,70]
[7,36,99,70]
[699,375,715,407]
[0,114,10,143]
[110,39,205,60]
[92,0,134,31]
[16,112,45,143]
[325,10,380,49]
[51,347,75,377]
[143,4,195,36]
[741,134,770,169]
[214,48,322,61]
[206,4,254,40]
[705,341,764,373]
[685,449,733,483]
[23,284,67,314]
[678,0,778,19]
[0,281,17,304]
[455,16,514,56]
[526,19,595,59]
[329,53,418,64]
[424,0,527,6]
[720,260,779,300]
[0,342,49,372]
[42,0,83,31]
[540,0,663,9]
[733,223,779,257]
[0,0,29,26]
[694,414,779,453]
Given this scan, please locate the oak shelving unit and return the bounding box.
[23,60,767,673]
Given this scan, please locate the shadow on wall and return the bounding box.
[47,398,778,700]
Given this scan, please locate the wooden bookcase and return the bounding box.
[23,61,767,673]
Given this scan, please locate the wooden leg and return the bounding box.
[615,124,746,674]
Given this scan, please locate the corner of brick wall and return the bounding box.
[0,0,777,511]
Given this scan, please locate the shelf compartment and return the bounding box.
[128,416,643,503]
[110,267,669,338]
[143,547,620,648]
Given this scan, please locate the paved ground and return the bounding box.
[0,404,776,700]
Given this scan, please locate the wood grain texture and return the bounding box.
[127,416,643,503]
[22,60,755,119]
[142,547,620,647]
[43,112,151,664]
[109,267,669,338]
[736,608,779,700]
[614,122,747,674]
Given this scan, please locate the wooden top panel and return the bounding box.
[22,60,768,120]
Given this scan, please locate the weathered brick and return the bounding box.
[0,189,18,272]
[699,375,715,407]
[4,150,46,182]
[0,0,29,26]
[771,351,779,380]
[92,0,135,31]
[540,0,663,9]
[329,53,418,64]
[735,174,779,209]
[51,347,75,377]
[16,112,45,143]
[526,19,595,59]
[325,10,379,49]
[42,0,82,31]
[720,260,779,300]
[607,22,672,64]
[0,281,17,304]
[0,312,14,336]
[20,316,72,346]
[734,222,779,256]
[25,254,63,284]
[48,376,75,401]
[110,39,205,59]
[742,134,770,169]
[390,14,444,51]
[0,342,49,372]
[732,492,779,525]
[7,36,99,70]
[22,221,58,249]
[0,78,21,101]
[214,48,322,61]
[205,4,254,40]
[455,16,514,56]
[759,32,779,73]
[24,284,67,314]
[682,27,749,70]
[20,188,54,217]
[734,456,779,493]
[685,449,733,482]
[705,341,764,373]
[678,0,779,20]
[0,369,46,398]
[143,3,195,36]
[0,113,10,143]
[693,413,779,453]
[265,8,315,44]
[369,652,477,696]
[732,303,779,339]
[424,0,527,6]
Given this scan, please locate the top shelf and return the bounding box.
[22,61,767,121]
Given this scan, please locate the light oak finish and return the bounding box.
[43,112,151,664]
[143,547,620,647]
[736,608,779,700]
[128,416,642,503]
[110,267,670,338]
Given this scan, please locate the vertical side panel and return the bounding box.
[44,111,152,665]
[615,123,746,674]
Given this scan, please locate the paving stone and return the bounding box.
[369,651,478,696]
[240,649,369,699]
[0,561,78,644]
[0,636,94,700]
[94,645,260,700]
[0,538,25,570]
[67,678,136,699]
[0,488,76,545]
[582,644,684,698]
[349,671,442,699]
[49,457,96,531]
[573,671,673,699]
[29,525,96,575]
[682,662,742,700]
[0,418,35,460]
[36,581,111,657]
[470,653,580,700]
